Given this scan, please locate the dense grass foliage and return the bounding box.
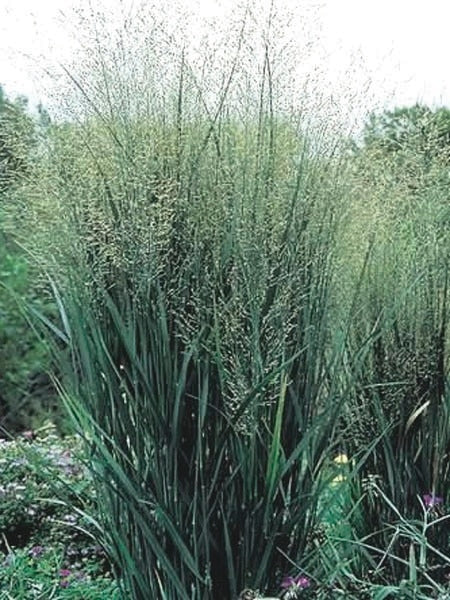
[40,113,352,598]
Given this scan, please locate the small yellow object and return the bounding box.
[331,474,346,484]
[333,453,349,464]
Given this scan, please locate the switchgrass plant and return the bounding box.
[24,3,360,598]
[43,118,350,599]
[331,143,450,593]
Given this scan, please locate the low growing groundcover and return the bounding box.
[0,428,120,599]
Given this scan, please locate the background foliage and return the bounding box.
[0,85,57,433]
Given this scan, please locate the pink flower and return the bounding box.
[59,568,71,577]
[281,574,311,589]
[29,546,45,559]
[423,493,444,509]
[59,568,72,588]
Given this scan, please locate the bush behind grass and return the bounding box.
[0,227,58,432]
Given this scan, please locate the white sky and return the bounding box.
[1,0,450,128]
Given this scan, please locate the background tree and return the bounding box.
[0,86,57,433]
[357,103,450,163]
[348,103,450,197]
[0,85,36,192]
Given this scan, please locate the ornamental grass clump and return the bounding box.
[27,3,357,598]
[328,125,450,595]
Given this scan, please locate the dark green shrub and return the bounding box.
[0,236,57,432]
